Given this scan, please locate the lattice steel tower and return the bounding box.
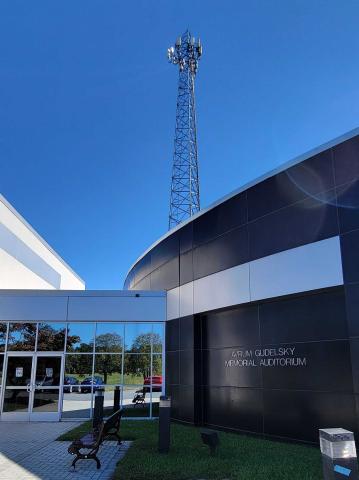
[167,30,202,229]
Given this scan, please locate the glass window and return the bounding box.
[35,356,62,386]
[33,390,59,413]
[66,323,94,352]
[8,323,36,351]
[125,324,152,353]
[98,386,122,417]
[5,356,33,386]
[64,354,93,385]
[0,354,3,383]
[122,385,150,417]
[124,354,150,384]
[63,356,93,418]
[152,324,164,353]
[152,354,162,380]
[94,354,122,385]
[3,390,30,413]
[0,323,7,352]
[95,323,124,353]
[37,323,66,351]
[62,393,91,419]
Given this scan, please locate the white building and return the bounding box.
[0,194,85,290]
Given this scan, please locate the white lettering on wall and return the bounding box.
[225,347,307,368]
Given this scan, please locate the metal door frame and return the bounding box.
[1,352,64,421]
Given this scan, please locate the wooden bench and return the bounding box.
[68,408,123,470]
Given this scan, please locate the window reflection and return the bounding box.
[35,357,61,386]
[94,354,122,385]
[8,323,36,351]
[152,355,162,379]
[66,324,94,352]
[0,320,164,419]
[0,323,7,352]
[123,386,150,417]
[98,386,122,417]
[37,323,66,351]
[0,354,4,383]
[124,354,151,384]
[62,394,91,419]
[125,324,152,353]
[3,389,30,412]
[152,324,163,353]
[6,356,33,386]
[95,323,123,353]
[64,354,93,384]
[33,390,59,412]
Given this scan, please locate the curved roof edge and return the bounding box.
[125,126,359,280]
[0,193,85,286]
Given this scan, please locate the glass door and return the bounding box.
[1,353,63,421]
[30,354,62,421]
[2,354,34,421]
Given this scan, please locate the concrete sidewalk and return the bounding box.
[0,422,130,480]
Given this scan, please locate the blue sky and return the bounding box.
[1,1,359,289]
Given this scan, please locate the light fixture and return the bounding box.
[319,428,359,479]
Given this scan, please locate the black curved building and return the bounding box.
[125,128,359,443]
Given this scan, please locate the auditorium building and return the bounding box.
[124,128,359,443]
[2,128,359,443]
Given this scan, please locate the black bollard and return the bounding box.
[113,386,121,413]
[93,388,105,431]
[200,429,220,456]
[319,428,359,479]
[158,396,171,454]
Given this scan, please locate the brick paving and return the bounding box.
[0,422,131,480]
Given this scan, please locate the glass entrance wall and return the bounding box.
[0,321,165,420]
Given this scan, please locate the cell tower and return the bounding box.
[167,30,202,230]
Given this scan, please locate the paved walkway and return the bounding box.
[0,422,130,480]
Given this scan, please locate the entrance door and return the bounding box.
[1,353,63,421]
[2,354,33,421]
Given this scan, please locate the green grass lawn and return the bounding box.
[59,419,322,479]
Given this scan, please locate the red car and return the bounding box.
[143,375,162,392]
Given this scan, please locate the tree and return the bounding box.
[37,324,79,351]
[65,354,93,380]
[125,333,162,381]
[95,333,122,353]
[93,333,123,384]
[95,354,121,384]
[7,323,36,351]
[6,323,81,352]
[65,331,123,384]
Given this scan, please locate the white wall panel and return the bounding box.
[0,224,60,288]
[180,282,194,317]
[68,295,166,322]
[249,237,343,301]
[0,291,166,322]
[0,249,54,290]
[0,294,68,321]
[164,236,344,319]
[0,194,84,290]
[193,263,250,314]
[166,287,180,320]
